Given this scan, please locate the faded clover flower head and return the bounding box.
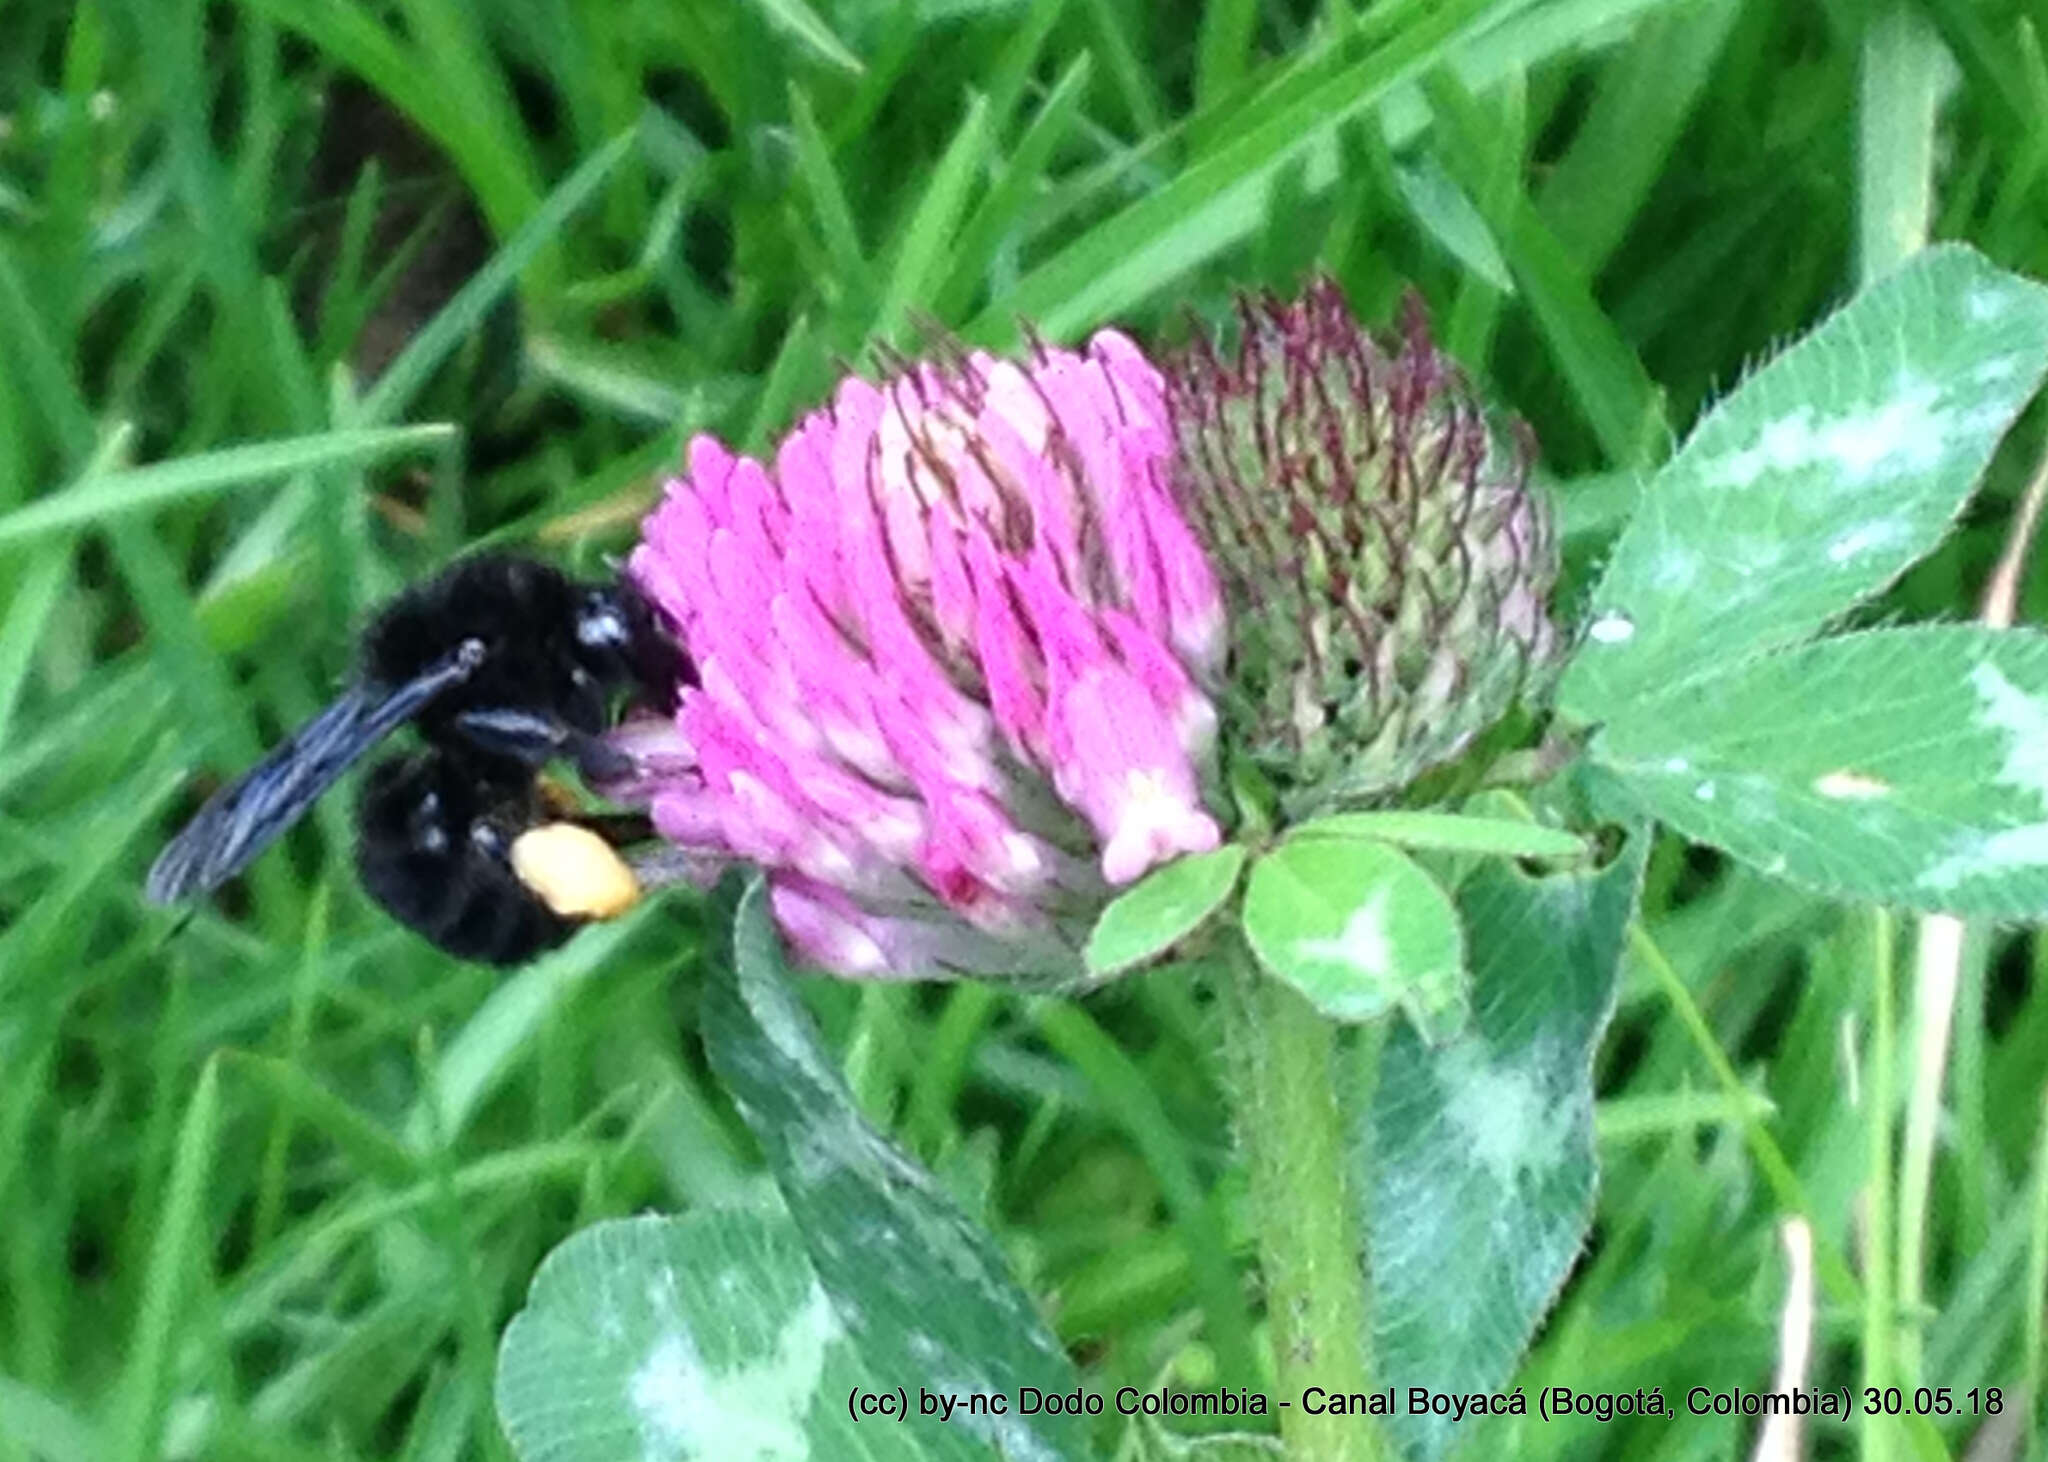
[615,280,1560,980]
[616,331,1229,980]
[1165,277,1560,816]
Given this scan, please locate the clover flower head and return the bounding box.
[617,280,1560,980]
[618,332,1228,979]
[1164,277,1560,813]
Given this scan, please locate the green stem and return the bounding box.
[1218,928,1383,1462]
[1855,11,1944,1417]
[1895,916,1960,1382]
[1854,0,1942,286]
[1861,909,1899,1462]
[1630,923,1862,1305]
[2023,1080,2048,1415]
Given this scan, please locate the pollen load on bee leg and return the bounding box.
[509,823,643,921]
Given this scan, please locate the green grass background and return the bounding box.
[3,0,2047,1458]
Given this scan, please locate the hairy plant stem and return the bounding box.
[1218,927,1383,1462]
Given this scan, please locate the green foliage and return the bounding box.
[1084,845,1247,979]
[1241,839,1466,1036]
[498,1211,918,1462]
[0,425,458,546]
[1560,246,2048,720]
[1589,627,2048,917]
[1566,247,2048,918]
[699,878,1093,1460]
[1365,832,1647,1461]
[1288,810,1586,861]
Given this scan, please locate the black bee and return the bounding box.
[145,555,686,964]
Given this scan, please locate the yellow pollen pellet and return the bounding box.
[509,823,642,920]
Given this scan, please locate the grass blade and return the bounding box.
[0,425,455,547]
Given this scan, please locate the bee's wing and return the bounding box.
[144,638,485,904]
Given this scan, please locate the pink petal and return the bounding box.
[1047,665,1221,885]
[962,530,1047,761]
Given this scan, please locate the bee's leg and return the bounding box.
[576,811,655,845]
[449,707,635,782]
[529,769,654,843]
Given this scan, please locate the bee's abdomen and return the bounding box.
[398,872,575,966]
[356,750,576,964]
